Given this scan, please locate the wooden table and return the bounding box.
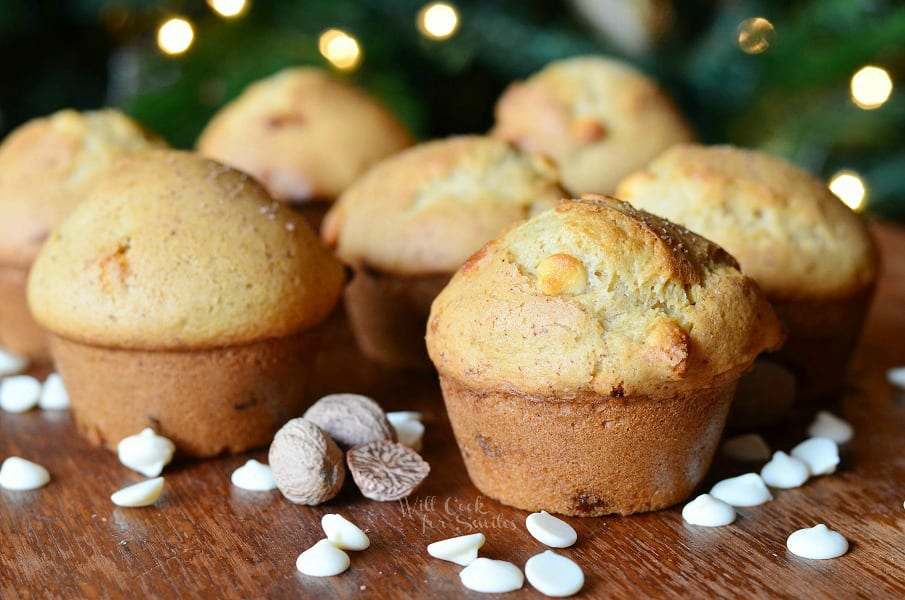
[2,223,904,599]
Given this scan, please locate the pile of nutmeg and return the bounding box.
[269,394,429,504]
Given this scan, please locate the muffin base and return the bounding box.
[0,263,49,362]
[440,376,736,517]
[50,330,322,457]
[344,268,449,370]
[728,358,797,428]
[772,287,874,401]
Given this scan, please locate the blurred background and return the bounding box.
[1,0,903,217]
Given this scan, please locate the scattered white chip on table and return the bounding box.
[806,411,853,444]
[0,348,28,377]
[110,477,164,507]
[117,428,175,477]
[296,539,351,577]
[459,558,524,593]
[39,373,70,410]
[386,411,422,423]
[790,437,839,476]
[525,511,577,548]
[681,494,736,527]
[886,367,905,388]
[390,419,425,451]
[427,532,485,566]
[760,451,810,489]
[525,551,584,597]
[786,524,849,559]
[322,514,370,551]
[722,433,771,462]
[0,375,41,413]
[231,459,277,491]
[386,411,425,451]
[0,456,50,490]
[709,473,773,507]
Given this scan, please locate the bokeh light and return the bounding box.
[207,0,249,19]
[318,29,362,71]
[417,2,460,40]
[850,65,893,110]
[737,17,775,54]
[157,18,194,56]
[829,171,867,212]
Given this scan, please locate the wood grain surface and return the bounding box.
[2,222,904,599]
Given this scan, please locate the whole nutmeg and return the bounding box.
[268,418,345,505]
[347,440,430,502]
[303,393,395,450]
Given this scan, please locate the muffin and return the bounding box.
[322,136,565,368]
[491,55,693,196]
[0,109,166,361]
[426,196,784,516]
[197,67,413,208]
[27,150,345,457]
[617,144,878,401]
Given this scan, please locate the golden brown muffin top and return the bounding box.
[196,67,413,202]
[0,109,166,268]
[616,144,878,301]
[322,136,565,275]
[491,55,694,196]
[27,150,345,350]
[426,196,784,398]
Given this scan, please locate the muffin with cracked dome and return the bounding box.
[27,150,345,457]
[491,55,694,196]
[0,108,166,361]
[426,195,784,516]
[197,67,413,207]
[322,135,565,368]
[617,144,878,401]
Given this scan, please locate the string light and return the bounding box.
[318,29,362,71]
[157,17,194,55]
[828,171,867,212]
[417,2,460,40]
[850,65,893,110]
[207,0,249,19]
[736,17,775,54]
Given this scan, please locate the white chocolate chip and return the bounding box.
[296,539,351,577]
[760,451,810,489]
[886,367,905,388]
[117,428,176,477]
[427,532,485,566]
[0,375,41,413]
[786,524,849,559]
[386,411,423,423]
[525,511,577,548]
[459,558,524,593]
[39,373,70,410]
[0,348,28,377]
[806,411,853,444]
[681,494,736,526]
[709,473,773,507]
[231,459,277,491]
[389,418,424,452]
[722,433,771,462]
[524,551,584,597]
[790,437,839,476]
[110,477,164,507]
[0,456,50,490]
[322,514,370,551]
